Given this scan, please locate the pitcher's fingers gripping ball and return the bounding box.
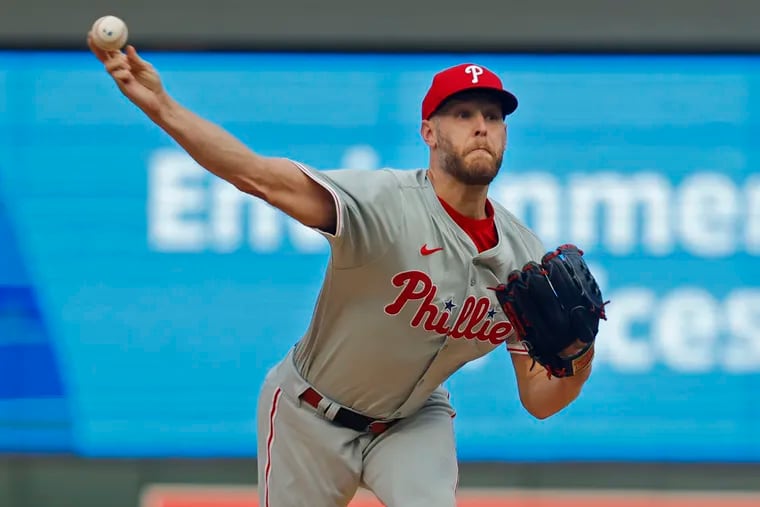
[90,15,129,51]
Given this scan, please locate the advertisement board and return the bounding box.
[0,51,758,460]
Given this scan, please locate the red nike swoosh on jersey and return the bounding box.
[420,244,444,256]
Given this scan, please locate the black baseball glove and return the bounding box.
[494,244,608,378]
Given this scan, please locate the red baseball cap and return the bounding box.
[421,63,518,120]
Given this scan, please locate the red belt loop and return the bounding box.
[300,387,324,410]
[367,421,391,434]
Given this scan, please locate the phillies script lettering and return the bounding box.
[383,270,512,344]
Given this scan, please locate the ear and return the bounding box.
[420,120,437,148]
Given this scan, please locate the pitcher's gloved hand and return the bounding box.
[494,244,609,378]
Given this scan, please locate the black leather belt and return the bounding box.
[299,387,397,435]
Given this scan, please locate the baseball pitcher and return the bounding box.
[89,34,607,507]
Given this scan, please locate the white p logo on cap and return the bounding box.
[464,65,484,84]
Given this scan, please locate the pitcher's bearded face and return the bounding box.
[430,92,507,186]
[437,129,504,185]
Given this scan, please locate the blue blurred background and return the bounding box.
[1,51,758,464]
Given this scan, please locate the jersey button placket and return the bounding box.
[469,259,478,286]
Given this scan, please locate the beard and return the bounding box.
[438,134,504,186]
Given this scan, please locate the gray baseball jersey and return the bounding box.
[256,163,546,506]
[293,163,545,418]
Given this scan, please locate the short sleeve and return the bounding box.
[292,161,404,269]
[522,226,548,264]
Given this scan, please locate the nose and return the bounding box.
[473,113,488,136]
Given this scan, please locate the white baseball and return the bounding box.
[91,15,129,51]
